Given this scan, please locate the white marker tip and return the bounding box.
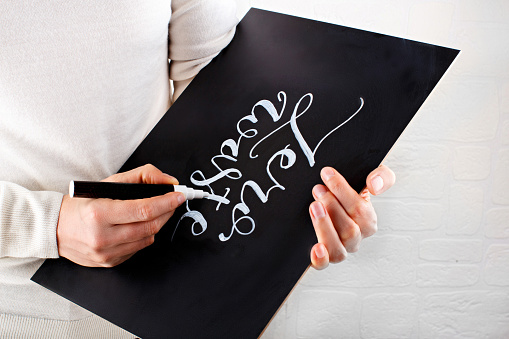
[69,180,75,198]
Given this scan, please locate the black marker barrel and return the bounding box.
[70,181,175,200]
[69,181,210,200]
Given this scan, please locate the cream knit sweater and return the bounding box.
[0,1,237,337]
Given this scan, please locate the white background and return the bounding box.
[235,0,509,338]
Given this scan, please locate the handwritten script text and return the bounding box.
[172,91,364,242]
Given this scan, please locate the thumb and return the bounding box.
[104,164,179,185]
[366,164,395,196]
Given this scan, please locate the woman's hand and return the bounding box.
[309,165,395,269]
[57,164,185,267]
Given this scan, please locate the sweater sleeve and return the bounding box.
[0,181,63,259]
[169,0,237,101]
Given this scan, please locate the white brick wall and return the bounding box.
[420,291,509,338]
[235,0,509,337]
[360,293,418,338]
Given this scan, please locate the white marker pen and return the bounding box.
[69,181,210,200]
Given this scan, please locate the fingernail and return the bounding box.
[321,167,335,181]
[313,185,327,199]
[371,175,384,194]
[177,193,186,205]
[315,244,326,259]
[311,202,326,219]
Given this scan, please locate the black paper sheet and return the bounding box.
[32,8,459,339]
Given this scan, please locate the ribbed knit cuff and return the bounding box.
[0,182,63,258]
[0,313,135,338]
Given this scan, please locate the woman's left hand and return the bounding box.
[309,165,395,269]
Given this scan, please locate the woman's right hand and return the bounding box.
[56,164,185,267]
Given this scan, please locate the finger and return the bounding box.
[60,239,140,268]
[93,236,155,268]
[311,243,329,270]
[102,253,135,268]
[309,201,347,263]
[59,246,100,267]
[366,164,395,195]
[100,192,185,224]
[111,211,173,245]
[105,164,179,185]
[360,187,371,202]
[321,167,365,213]
[320,167,377,237]
[312,184,362,252]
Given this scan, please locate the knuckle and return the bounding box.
[146,236,155,246]
[100,254,113,265]
[143,164,157,173]
[97,256,116,268]
[137,203,154,221]
[361,211,378,238]
[349,245,360,253]
[88,236,106,252]
[351,201,369,220]
[342,220,361,240]
[145,219,161,236]
[101,262,115,268]
[342,230,361,253]
[328,180,344,196]
[363,220,378,238]
[371,213,378,228]
[329,248,347,263]
[84,206,102,226]
[321,199,336,213]
[345,238,361,253]
[91,252,111,266]
[85,228,106,252]
[140,164,159,183]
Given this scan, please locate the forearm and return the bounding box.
[169,0,238,103]
[172,77,194,103]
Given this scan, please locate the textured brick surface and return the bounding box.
[484,244,509,286]
[492,149,509,204]
[417,264,479,287]
[419,239,483,262]
[300,235,415,288]
[499,81,509,116]
[452,146,491,180]
[402,79,500,142]
[373,200,444,231]
[361,293,418,338]
[295,290,359,338]
[382,143,449,199]
[261,304,287,338]
[502,120,509,145]
[314,1,409,36]
[446,183,484,235]
[420,292,509,338]
[407,2,454,46]
[451,23,509,78]
[458,0,509,23]
[245,0,509,337]
[485,208,509,238]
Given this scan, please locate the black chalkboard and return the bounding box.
[32,8,459,339]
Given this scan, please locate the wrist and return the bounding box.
[56,194,72,258]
